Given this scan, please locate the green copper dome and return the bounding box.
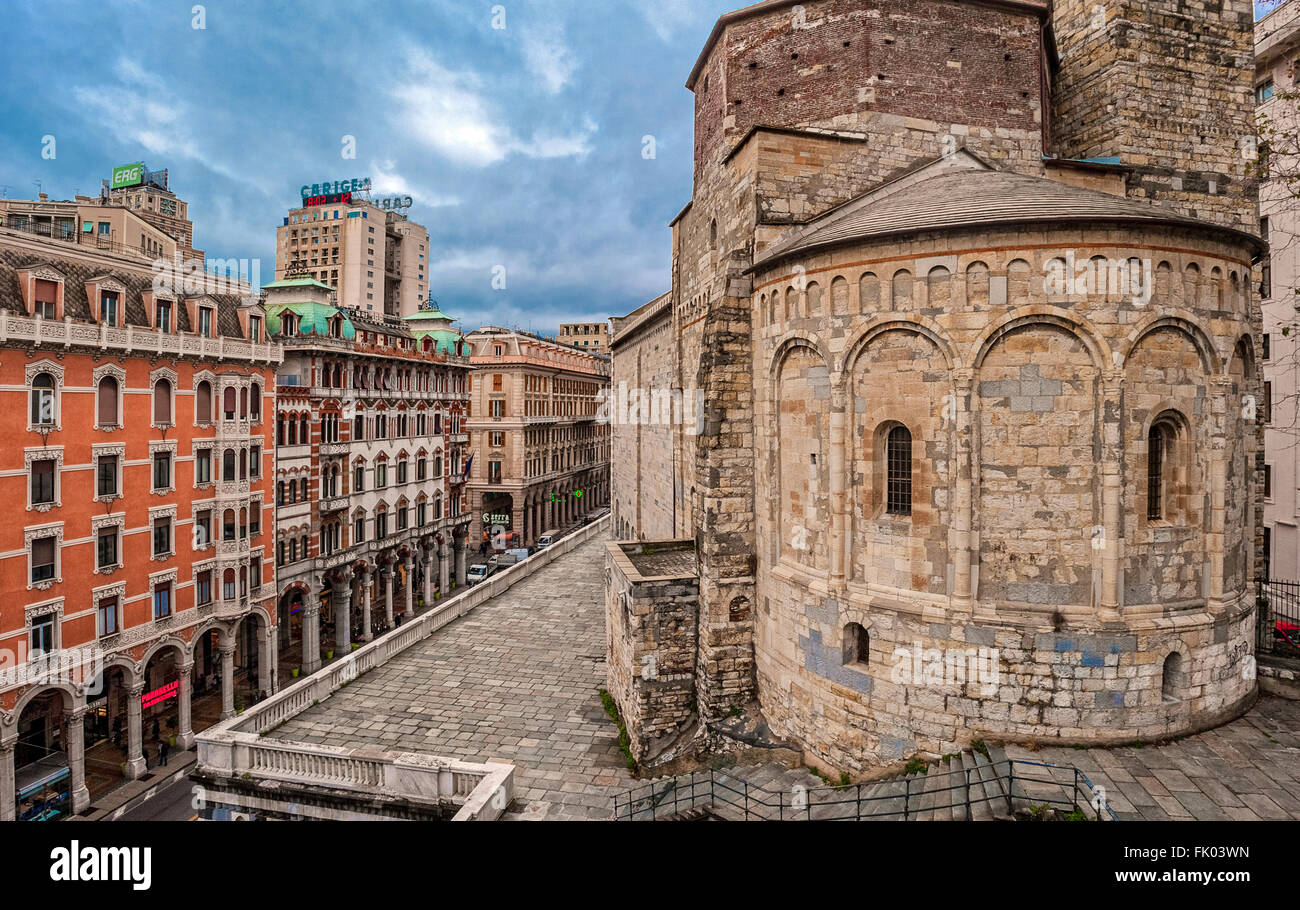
[263,301,356,339]
[405,306,463,354]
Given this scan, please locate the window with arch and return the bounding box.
[30,372,56,427]
[97,375,120,428]
[152,378,173,425]
[250,382,261,421]
[222,449,236,482]
[1161,651,1186,702]
[885,425,912,516]
[842,623,869,668]
[223,386,237,421]
[195,380,212,425]
[1146,411,1189,524]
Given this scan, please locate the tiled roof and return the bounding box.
[754,168,1260,269]
[0,247,251,339]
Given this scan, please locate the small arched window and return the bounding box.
[1161,651,1186,702]
[240,386,248,419]
[195,380,212,425]
[223,509,236,542]
[153,378,173,425]
[222,449,236,482]
[1147,424,1168,521]
[250,382,261,420]
[30,372,56,426]
[843,623,869,667]
[886,425,912,516]
[223,567,236,599]
[97,375,119,427]
[223,386,237,420]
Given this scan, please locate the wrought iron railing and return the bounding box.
[1257,578,1300,658]
[612,758,1118,822]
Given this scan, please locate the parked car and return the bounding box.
[466,564,493,586]
[536,529,560,550]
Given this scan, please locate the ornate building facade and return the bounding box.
[267,282,472,677]
[464,326,611,551]
[0,225,280,819]
[609,0,1265,775]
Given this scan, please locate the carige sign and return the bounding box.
[301,178,371,207]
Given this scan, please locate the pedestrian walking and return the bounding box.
[158,738,169,767]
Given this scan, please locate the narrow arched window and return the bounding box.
[1147,424,1167,521]
[843,623,869,667]
[222,449,236,482]
[98,376,119,427]
[223,386,237,420]
[30,372,55,426]
[886,425,912,516]
[153,378,173,425]
[195,380,212,425]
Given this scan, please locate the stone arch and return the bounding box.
[890,268,913,310]
[926,266,952,309]
[858,271,880,314]
[1006,258,1033,303]
[768,333,830,383]
[140,636,188,673]
[1119,313,1221,377]
[775,343,830,572]
[965,261,990,308]
[9,682,79,725]
[842,315,956,380]
[971,309,1110,374]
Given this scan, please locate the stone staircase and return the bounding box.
[617,743,1102,821]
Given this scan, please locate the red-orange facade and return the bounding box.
[0,228,280,819]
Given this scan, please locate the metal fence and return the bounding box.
[613,758,1117,822]
[1257,579,1300,658]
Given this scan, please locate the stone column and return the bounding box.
[828,383,848,588]
[220,645,236,720]
[1098,371,1125,620]
[383,566,394,627]
[66,709,90,814]
[303,598,322,675]
[361,569,373,642]
[951,370,976,612]
[0,741,15,821]
[177,660,195,750]
[439,540,451,593]
[423,550,434,605]
[125,683,145,780]
[337,577,353,653]
[1207,376,1230,613]
[259,624,275,695]
[455,536,468,587]
[404,555,415,617]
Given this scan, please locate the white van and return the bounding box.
[466,564,492,586]
[536,529,560,550]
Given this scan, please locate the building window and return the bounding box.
[97,527,119,570]
[153,517,172,557]
[1265,381,1273,424]
[222,449,236,482]
[354,515,366,543]
[152,452,172,490]
[249,315,261,343]
[1263,334,1271,362]
[223,509,236,542]
[97,455,120,497]
[195,449,212,485]
[354,464,365,492]
[250,445,262,479]
[30,535,56,584]
[156,299,172,332]
[154,583,173,619]
[375,511,388,539]
[843,623,869,667]
[97,596,120,637]
[491,400,504,418]
[1265,464,1273,500]
[1257,79,1275,104]
[886,425,912,516]
[376,463,387,488]
[196,570,212,606]
[30,459,56,506]
[99,291,119,326]
[199,307,214,338]
[1265,527,1273,581]
[397,461,408,484]
[30,614,55,656]
[97,375,120,427]
[30,372,56,427]
[153,378,173,425]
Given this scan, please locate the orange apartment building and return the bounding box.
[0,224,280,820]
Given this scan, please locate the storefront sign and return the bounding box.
[141,679,179,709]
[375,195,414,211]
[482,513,511,526]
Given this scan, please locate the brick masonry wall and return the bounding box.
[1051,0,1258,231]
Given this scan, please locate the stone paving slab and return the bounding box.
[1024,697,1300,821]
[269,536,633,820]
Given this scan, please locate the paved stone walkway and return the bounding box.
[1011,696,1300,820]
[268,535,633,820]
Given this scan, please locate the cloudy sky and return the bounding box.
[0,0,742,333]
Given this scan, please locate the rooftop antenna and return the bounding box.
[33,179,42,198]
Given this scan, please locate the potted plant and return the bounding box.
[351,642,360,651]
[326,650,334,660]
[291,668,300,678]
